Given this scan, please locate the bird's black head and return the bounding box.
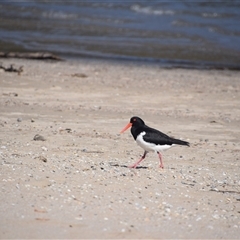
[130,116,145,126]
[120,116,145,134]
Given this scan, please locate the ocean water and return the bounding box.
[0,1,240,69]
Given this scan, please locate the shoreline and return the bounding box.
[1,50,240,71]
[0,57,240,239]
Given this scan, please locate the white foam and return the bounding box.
[42,11,77,20]
[131,4,174,16]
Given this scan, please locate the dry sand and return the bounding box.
[0,58,240,239]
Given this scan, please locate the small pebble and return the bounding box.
[34,155,47,163]
[41,146,48,151]
[33,134,46,141]
[212,214,219,219]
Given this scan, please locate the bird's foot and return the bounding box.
[159,164,164,169]
[128,164,137,168]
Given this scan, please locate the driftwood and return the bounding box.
[0,63,23,75]
[0,52,62,61]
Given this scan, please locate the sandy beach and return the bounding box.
[0,58,240,239]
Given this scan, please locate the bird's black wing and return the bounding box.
[143,126,189,146]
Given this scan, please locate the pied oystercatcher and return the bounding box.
[120,116,190,169]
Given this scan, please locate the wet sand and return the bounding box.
[0,58,240,239]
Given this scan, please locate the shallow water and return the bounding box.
[0,1,240,69]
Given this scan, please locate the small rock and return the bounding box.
[33,134,46,141]
[71,73,88,78]
[196,216,202,221]
[41,146,48,151]
[65,128,72,133]
[11,92,18,97]
[34,156,47,163]
[210,120,217,123]
[212,214,219,219]
[17,118,22,122]
[93,106,101,110]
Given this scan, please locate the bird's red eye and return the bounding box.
[133,118,136,122]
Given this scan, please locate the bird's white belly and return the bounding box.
[136,132,173,152]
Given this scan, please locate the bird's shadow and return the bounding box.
[109,163,148,169]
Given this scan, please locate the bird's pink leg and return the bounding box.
[158,152,164,169]
[129,151,147,168]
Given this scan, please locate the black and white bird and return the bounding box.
[120,116,190,169]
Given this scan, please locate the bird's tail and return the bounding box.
[173,138,190,147]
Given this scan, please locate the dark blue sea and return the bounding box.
[1,1,240,69]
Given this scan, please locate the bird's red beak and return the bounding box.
[120,122,132,133]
